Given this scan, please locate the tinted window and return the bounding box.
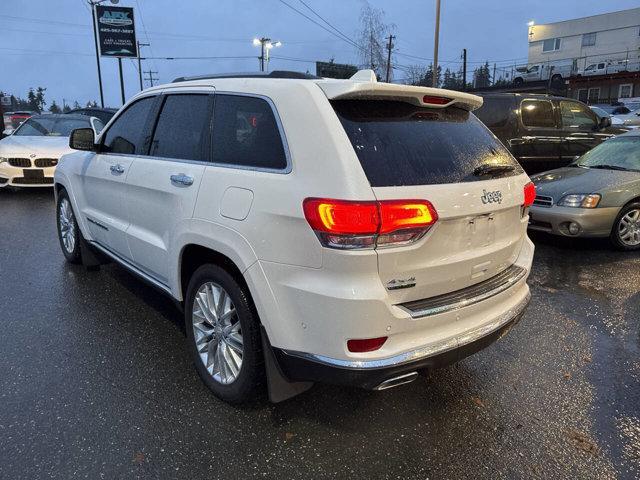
[211,95,287,170]
[521,100,556,128]
[150,94,212,161]
[14,117,91,137]
[332,100,522,187]
[474,97,513,127]
[102,97,155,155]
[560,101,597,129]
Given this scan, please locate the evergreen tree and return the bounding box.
[49,100,61,114]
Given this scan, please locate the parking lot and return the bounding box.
[0,188,638,479]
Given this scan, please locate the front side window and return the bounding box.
[150,94,212,161]
[102,96,156,155]
[211,95,287,170]
[542,38,561,52]
[560,101,597,129]
[14,117,91,137]
[581,32,596,47]
[521,100,556,128]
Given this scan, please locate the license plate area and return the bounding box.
[468,213,496,248]
[23,169,44,180]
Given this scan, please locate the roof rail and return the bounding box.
[172,70,321,83]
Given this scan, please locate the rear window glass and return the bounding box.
[332,100,521,187]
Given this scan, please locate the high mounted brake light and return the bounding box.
[303,198,438,250]
[422,95,452,106]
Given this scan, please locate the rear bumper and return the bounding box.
[529,205,618,237]
[273,291,530,390]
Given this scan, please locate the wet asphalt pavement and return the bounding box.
[0,188,638,479]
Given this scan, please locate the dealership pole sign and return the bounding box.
[95,5,137,57]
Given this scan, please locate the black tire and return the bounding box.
[513,77,523,86]
[184,264,264,403]
[610,201,640,251]
[56,189,83,264]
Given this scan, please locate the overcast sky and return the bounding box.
[1,0,638,109]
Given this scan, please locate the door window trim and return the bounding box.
[519,99,558,129]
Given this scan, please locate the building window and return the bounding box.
[577,89,588,103]
[588,87,600,104]
[619,84,633,99]
[542,38,561,52]
[581,32,596,47]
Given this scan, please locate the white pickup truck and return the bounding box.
[578,60,640,77]
[513,63,573,85]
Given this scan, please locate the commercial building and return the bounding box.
[528,8,640,104]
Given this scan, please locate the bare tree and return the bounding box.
[403,65,428,86]
[356,2,395,80]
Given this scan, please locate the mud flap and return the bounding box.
[80,237,108,270]
[260,326,313,403]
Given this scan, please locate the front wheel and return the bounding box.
[610,202,640,251]
[56,190,82,264]
[185,264,264,403]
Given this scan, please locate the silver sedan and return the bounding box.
[528,130,640,250]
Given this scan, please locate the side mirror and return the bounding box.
[598,116,612,129]
[69,128,97,151]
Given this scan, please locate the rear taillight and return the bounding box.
[303,198,438,250]
[523,182,535,207]
[347,336,387,353]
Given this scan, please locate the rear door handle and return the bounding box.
[170,173,194,187]
[110,164,125,175]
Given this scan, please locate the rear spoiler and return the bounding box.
[317,69,483,111]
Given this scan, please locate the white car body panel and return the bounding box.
[55,70,534,372]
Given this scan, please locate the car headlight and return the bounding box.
[557,194,601,208]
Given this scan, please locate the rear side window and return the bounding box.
[559,101,597,129]
[102,97,156,155]
[474,97,513,127]
[520,100,556,128]
[150,94,212,161]
[212,95,287,170]
[332,100,521,187]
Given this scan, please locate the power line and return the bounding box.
[296,0,362,51]
[134,0,160,82]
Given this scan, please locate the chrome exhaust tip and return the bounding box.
[374,371,419,391]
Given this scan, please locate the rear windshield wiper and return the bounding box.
[473,163,516,176]
[589,164,629,171]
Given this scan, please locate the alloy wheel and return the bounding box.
[618,208,640,247]
[59,198,76,254]
[192,282,243,385]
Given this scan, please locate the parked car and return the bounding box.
[6,111,35,131]
[474,93,627,173]
[66,107,117,126]
[577,60,640,77]
[513,62,573,86]
[0,114,103,188]
[589,106,625,126]
[529,130,640,250]
[54,70,534,404]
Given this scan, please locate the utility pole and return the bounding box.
[144,70,159,87]
[385,34,395,82]
[432,0,441,87]
[370,32,375,71]
[462,48,467,91]
[137,41,150,91]
[253,37,281,72]
[493,63,496,86]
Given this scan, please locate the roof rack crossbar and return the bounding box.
[172,70,320,83]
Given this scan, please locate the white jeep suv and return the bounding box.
[54,70,535,404]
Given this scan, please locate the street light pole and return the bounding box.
[253,37,281,72]
[432,0,441,88]
[137,41,150,91]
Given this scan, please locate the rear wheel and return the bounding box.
[56,190,82,264]
[610,202,640,251]
[184,264,264,403]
